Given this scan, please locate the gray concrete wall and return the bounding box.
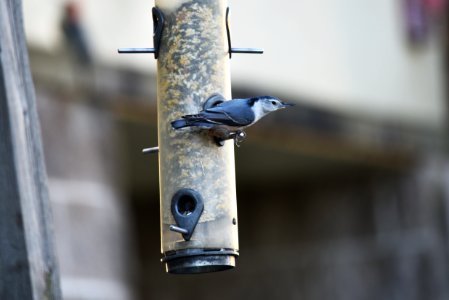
[36,86,136,300]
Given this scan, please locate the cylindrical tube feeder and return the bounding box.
[156,0,238,274]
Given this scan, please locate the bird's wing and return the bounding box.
[184,110,251,127]
[201,99,255,126]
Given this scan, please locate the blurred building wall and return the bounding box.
[32,57,137,299]
[23,0,446,127]
[21,0,449,300]
[28,47,449,300]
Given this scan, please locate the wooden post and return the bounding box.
[0,0,62,298]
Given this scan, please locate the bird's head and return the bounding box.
[258,96,294,113]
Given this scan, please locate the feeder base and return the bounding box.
[162,248,238,274]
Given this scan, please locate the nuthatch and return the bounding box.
[171,96,293,145]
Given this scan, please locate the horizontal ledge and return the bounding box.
[117,48,156,54]
[169,225,189,235]
[142,146,159,154]
[230,48,264,54]
[118,48,263,54]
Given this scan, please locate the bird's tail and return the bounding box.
[171,118,189,129]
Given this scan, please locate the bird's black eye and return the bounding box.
[271,101,277,105]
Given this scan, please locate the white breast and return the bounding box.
[252,101,265,123]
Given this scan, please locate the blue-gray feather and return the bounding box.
[171,119,188,129]
[171,98,256,129]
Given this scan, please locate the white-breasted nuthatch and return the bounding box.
[171,96,293,145]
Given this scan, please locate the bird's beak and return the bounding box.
[281,102,295,108]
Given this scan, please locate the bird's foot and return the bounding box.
[233,130,247,147]
[209,128,246,147]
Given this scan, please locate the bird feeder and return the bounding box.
[119,0,262,274]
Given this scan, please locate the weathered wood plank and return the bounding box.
[0,0,61,299]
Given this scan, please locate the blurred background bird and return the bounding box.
[61,2,92,65]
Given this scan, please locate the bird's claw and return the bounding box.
[233,130,246,147]
[210,129,246,147]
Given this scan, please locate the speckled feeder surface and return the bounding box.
[156,0,238,262]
